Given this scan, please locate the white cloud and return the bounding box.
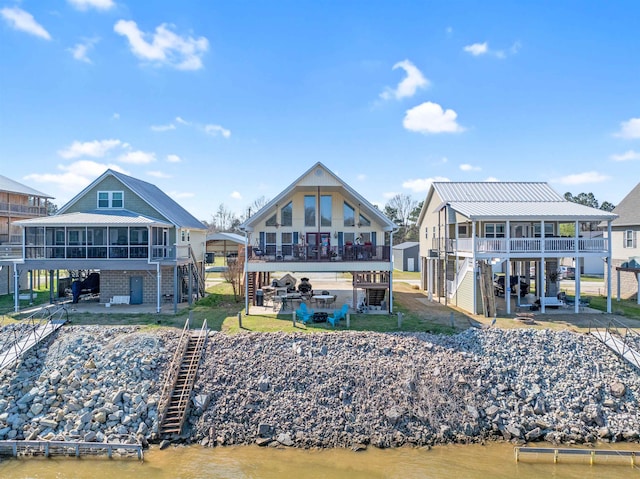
[169,191,195,199]
[118,150,156,164]
[463,42,488,56]
[402,176,450,193]
[24,160,127,192]
[204,124,231,138]
[380,60,430,101]
[460,163,481,171]
[58,139,122,159]
[464,41,520,59]
[610,150,640,162]
[1,7,51,40]
[166,154,181,163]
[614,118,640,139]
[147,170,171,179]
[151,123,176,132]
[68,0,115,11]
[175,116,189,125]
[68,38,98,63]
[230,191,242,200]
[484,176,500,182]
[382,192,399,199]
[113,20,209,70]
[554,171,610,185]
[403,101,465,134]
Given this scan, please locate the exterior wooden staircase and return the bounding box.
[189,247,206,298]
[158,318,208,437]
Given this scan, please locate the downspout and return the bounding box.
[606,220,612,313]
[244,229,249,315]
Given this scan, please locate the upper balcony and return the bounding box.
[0,202,48,218]
[247,244,390,263]
[22,243,192,261]
[431,236,609,257]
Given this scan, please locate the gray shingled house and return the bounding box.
[13,170,206,312]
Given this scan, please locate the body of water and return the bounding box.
[0,443,638,478]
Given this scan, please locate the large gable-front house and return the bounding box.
[240,162,397,314]
[417,182,617,316]
[13,170,206,312]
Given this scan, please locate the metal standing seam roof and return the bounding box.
[429,182,617,221]
[449,201,618,220]
[433,182,564,202]
[0,175,53,198]
[13,210,173,227]
[206,232,247,244]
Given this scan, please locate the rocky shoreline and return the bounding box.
[0,325,638,450]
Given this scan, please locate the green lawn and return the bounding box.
[589,296,640,319]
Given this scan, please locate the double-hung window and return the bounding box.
[624,230,637,248]
[98,191,124,209]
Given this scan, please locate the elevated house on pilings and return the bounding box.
[417,182,618,315]
[239,162,398,314]
[12,170,206,312]
[0,175,52,296]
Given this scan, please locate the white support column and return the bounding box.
[13,264,19,313]
[156,263,161,314]
[505,258,511,315]
[427,258,433,301]
[540,221,546,313]
[472,221,477,315]
[607,220,612,313]
[575,220,580,314]
[389,231,395,314]
[637,272,640,305]
[244,230,250,315]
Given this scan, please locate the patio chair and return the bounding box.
[325,294,337,307]
[295,302,315,324]
[327,304,349,327]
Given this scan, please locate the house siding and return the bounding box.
[65,176,171,222]
[451,268,474,313]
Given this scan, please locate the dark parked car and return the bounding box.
[494,275,529,297]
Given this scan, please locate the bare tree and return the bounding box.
[384,194,418,242]
[209,203,240,232]
[245,195,270,220]
[223,249,245,301]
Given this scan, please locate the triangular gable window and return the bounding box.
[265,213,277,227]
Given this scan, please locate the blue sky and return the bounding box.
[1,0,639,221]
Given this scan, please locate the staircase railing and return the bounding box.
[590,317,640,368]
[0,305,68,371]
[189,246,205,298]
[446,257,471,298]
[157,318,191,429]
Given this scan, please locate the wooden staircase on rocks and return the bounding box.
[158,318,208,437]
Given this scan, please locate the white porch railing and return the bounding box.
[467,237,607,255]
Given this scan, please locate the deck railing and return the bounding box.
[247,244,390,263]
[436,237,608,255]
[0,203,48,217]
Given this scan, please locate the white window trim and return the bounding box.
[624,230,637,248]
[97,191,124,209]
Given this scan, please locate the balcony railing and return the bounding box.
[0,203,48,217]
[248,245,390,263]
[433,236,608,255]
[21,243,190,261]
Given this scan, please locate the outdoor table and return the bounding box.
[312,294,333,308]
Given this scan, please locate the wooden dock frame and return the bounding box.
[0,440,143,461]
[515,446,638,466]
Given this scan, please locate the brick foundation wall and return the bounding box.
[605,259,639,300]
[99,267,176,304]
